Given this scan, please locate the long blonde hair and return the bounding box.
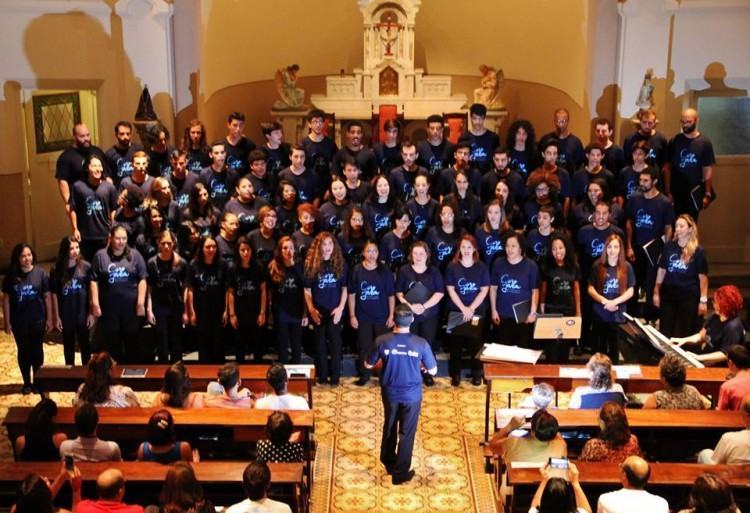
[674,214,699,263]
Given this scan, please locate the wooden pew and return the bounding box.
[34,364,316,407]
[506,461,750,513]
[482,362,728,442]
[494,408,743,460]
[0,461,306,513]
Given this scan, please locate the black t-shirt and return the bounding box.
[667,133,716,190]
[224,137,256,175]
[373,143,403,175]
[301,137,338,175]
[224,197,269,236]
[70,180,118,240]
[247,228,279,269]
[187,149,211,174]
[113,209,145,246]
[135,234,159,262]
[417,139,454,176]
[480,168,527,205]
[55,146,108,184]
[277,167,319,204]
[228,263,265,319]
[704,314,746,354]
[147,255,186,316]
[246,172,276,205]
[542,264,580,315]
[168,172,200,210]
[2,267,49,328]
[50,262,91,327]
[319,201,353,235]
[119,175,155,197]
[271,263,305,322]
[261,143,292,177]
[291,230,315,261]
[509,148,538,179]
[603,144,625,177]
[215,235,236,265]
[185,260,227,316]
[275,205,299,236]
[199,167,238,210]
[90,249,147,317]
[460,130,499,172]
[332,147,378,181]
[539,132,585,173]
[148,147,174,178]
[105,144,142,187]
[405,198,438,240]
[623,130,669,168]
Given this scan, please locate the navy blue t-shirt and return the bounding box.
[304,261,348,313]
[668,133,716,190]
[480,169,527,205]
[147,148,174,178]
[396,265,444,320]
[278,167,319,204]
[540,132,585,173]
[576,224,625,261]
[405,199,438,240]
[657,241,708,295]
[246,172,276,205]
[91,249,147,317]
[509,148,538,178]
[380,232,413,272]
[224,137,256,175]
[70,180,118,241]
[105,145,141,187]
[224,197,269,236]
[390,166,426,203]
[461,130,499,172]
[2,267,49,328]
[367,332,437,403]
[571,168,615,203]
[319,201,352,235]
[603,145,625,177]
[270,263,305,323]
[626,192,674,247]
[589,262,635,323]
[426,226,465,270]
[168,172,200,210]
[247,229,278,269]
[364,200,399,240]
[187,148,211,174]
[227,262,265,320]
[623,131,669,167]
[348,264,395,324]
[373,143,403,174]
[444,261,490,313]
[50,262,91,327]
[301,137,337,177]
[260,143,291,178]
[526,229,552,263]
[617,166,654,202]
[185,260,227,316]
[332,147,378,181]
[199,167,238,210]
[475,226,508,266]
[490,257,540,319]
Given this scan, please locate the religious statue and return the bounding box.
[274,64,305,110]
[473,65,504,108]
[376,11,401,57]
[636,68,655,110]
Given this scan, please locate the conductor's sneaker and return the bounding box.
[392,470,415,485]
[423,374,435,387]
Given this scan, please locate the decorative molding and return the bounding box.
[1,0,111,15]
[677,0,750,11]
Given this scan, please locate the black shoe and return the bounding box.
[30,385,41,394]
[330,379,340,386]
[356,376,370,386]
[423,374,435,387]
[21,386,32,395]
[392,470,415,485]
[451,376,461,387]
[384,465,395,475]
[471,376,483,386]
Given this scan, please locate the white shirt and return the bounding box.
[597,488,669,513]
[712,429,750,464]
[60,436,122,462]
[255,393,309,410]
[225,497,292,513]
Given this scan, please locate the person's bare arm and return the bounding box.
[58,179,72,215]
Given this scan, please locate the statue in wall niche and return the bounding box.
[473,65,504,108]
[636,68,655,110]
[274,64,306,110]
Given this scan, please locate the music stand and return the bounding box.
[533,316,582,340]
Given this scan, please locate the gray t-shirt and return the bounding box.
[60,436,122,462]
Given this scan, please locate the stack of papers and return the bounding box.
[558,365,642,379]
[481,343,542,364]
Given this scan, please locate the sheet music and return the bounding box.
[613,365,643,378]
[481,343,542,364]
[559,367,590,378]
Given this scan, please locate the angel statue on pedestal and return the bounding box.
[636,68,655,110]
[274,64,305,110]
[473,65,504,108]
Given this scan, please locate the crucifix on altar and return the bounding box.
[375,11,402,57]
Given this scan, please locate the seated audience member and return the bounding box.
[642,353,709,409]
[153,361,204,409]
[256,411,305,463]
[225,461,292,513]
[717,345,750,411]
[74,469,143,513]
[568,353,625,409]
[137,410,195,463]
[14,467,81,513]
[489,409,567,462]
[528,462,591,513]
[519,382,556,410]
[677,473,740,513]
[255,363,309,410]
[698,394,750,465]
[14,398,67,461]
[671,285,746,365]
[59,404,122,462]
[204,362,256,408]
[596,456,669,513]
[147,462,214,513]
[74,352,140,408]
[579,402,641,462]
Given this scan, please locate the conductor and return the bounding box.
[365,303,438,485]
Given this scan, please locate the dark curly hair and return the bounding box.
[659,353,687,389]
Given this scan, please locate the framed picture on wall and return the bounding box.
[32,92,82,153]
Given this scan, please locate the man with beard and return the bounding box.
[527,139,572,218]
[105,121,142,187]
[332,121,377,181]
[436,141,481,200]
[623,109,669,168]
[56,122,109,215]
[663,108,715,220]
[389,141,427,202]
[417,114,454,179]
[594,117,625,177]
[480,147,526,205]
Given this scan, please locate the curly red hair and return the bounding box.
[713,285,744,319]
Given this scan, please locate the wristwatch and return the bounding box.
[699,296,708,304]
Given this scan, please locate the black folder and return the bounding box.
[405,281,431,304]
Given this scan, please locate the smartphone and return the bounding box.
[548,457,569,469]
[64,455,74,473]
